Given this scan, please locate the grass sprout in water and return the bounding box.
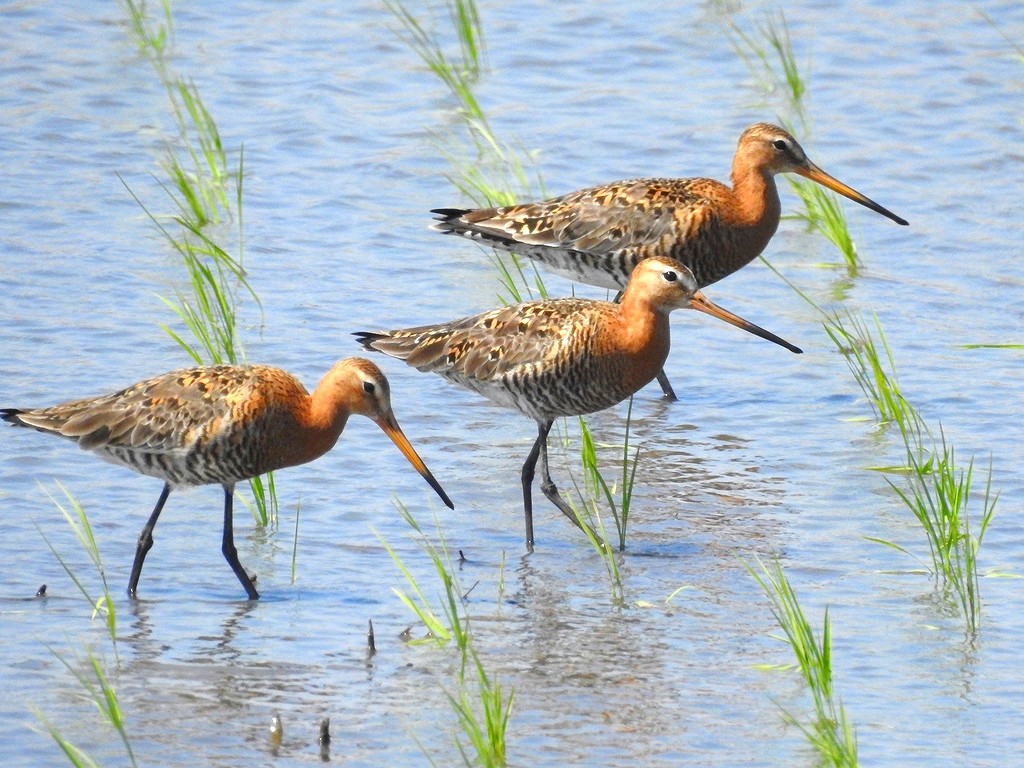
[884,425,996,632]
[446,651,513,768]
[563,466,623,604]
[748,558,859,768]
[385,0,546,304]
[563,400,643,604]
[381,502,468,649]
[789,180,860,270]
[825,311,996,632]
[36,650,138,768]
[382,502,513,766]
[31,486,137,766]
[37,483,117,646]
[824,311,912,428]
[121,0,277,525]
[579,397,641,553]
[731,10,805,115]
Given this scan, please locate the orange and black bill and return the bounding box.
[689,292,803,354]
[795,162,908,226]
[375,414,455,509]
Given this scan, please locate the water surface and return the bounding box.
[1,1,1022,765]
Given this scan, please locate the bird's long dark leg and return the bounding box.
[537,423,608,550]
[613,289,676,401]
[520,421,548,552]
[128,482,172,598]
[655,370,678,401]
[221,484,260,600]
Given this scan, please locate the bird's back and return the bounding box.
[2,365,309,486]
[357,297,667,422]
[433,176,767,289]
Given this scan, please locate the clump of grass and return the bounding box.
[380,502,469,650]
[447,652,512,768]
[731,10,805,116]
[885,425,996,631]
[121,0,276,525]
[36,649,138,768]
[558,401,643,605]
[789,180,860,271]
[385,0,484,121]
[37,484,117,648]
[563,474,623,605]
[385,0,546,304]
[577,397,640,552]
[732,10,861,275]
[32,486,137,766]
[824,310,996,632]
[123,0,232,226]
[823,311,913,427]
[748,558,858,768]
[382,501,513,766]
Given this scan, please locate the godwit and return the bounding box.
[1,358,453,599]
[356,257,800,549]
[431,122,907,399]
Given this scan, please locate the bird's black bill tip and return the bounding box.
[798,165,908,227]
[861,198,907,227]
[750,326,802,354]
[425,472,455,510]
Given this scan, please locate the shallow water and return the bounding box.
[1,1,1022,765]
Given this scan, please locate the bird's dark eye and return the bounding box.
[663,270,678,282]
[773,139,788,151]
[363,381,376,394]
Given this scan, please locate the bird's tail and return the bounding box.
[428,208,472,234]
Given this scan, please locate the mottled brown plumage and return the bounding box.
[433,123,907,290]
[356,257,800,549]
[2,358,453,599]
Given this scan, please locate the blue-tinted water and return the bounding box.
[1,1,1022,765]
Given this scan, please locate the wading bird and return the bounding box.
[2,358,453,599]
[356,257,798,549]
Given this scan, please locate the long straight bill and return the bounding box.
[795,162,908,226]
[689,292,803,354]
[376,415,455,509]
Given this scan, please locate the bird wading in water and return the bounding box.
[2,358,453,599]
[356,257,800,549]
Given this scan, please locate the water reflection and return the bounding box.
[118,598,345,765]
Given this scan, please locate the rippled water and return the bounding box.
[1,1,1022,765]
